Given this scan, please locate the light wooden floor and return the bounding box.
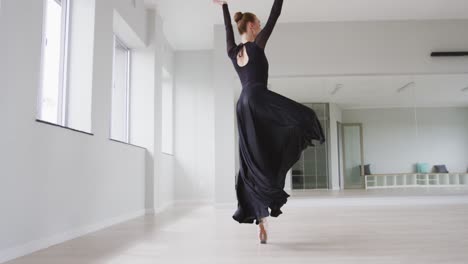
[6,188,468,264]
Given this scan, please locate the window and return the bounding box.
[111,35,131,143]
[161,68,173,155]
[38,0,70,125]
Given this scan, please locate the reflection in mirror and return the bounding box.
[271,74,468,190]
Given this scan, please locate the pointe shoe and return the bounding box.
[258,217,268,244]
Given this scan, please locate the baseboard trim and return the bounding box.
[148,201,175,215]
[172,199,214,206]
[214,201,236,208]
[0,209,150,264]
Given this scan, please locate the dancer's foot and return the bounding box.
[258,217,268,244]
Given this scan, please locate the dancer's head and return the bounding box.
[234,11,261,38]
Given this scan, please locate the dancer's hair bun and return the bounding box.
[234,12,244,23]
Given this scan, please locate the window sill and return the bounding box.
[36,119,94,136]
[109,138,146,150]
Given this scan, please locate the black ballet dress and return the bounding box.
[222,1,326,225]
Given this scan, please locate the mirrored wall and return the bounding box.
[272,74,468,190]
[291,103,330,189]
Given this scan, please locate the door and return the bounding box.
[341,123,364,189]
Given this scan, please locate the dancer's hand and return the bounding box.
[213,0,227,6]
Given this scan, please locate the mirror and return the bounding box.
[270,74,468,190]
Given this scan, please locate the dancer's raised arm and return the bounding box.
[214,0,237,56]
[255,0,283,49]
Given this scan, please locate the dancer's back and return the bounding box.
[222,1,283,89]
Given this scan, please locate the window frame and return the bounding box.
[111,34,132,143]
[161,68,174,156]
[37,0,71,126]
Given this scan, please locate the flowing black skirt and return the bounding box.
[232,83,326,225]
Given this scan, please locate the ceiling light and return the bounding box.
[397,82,415,93]
[331,84,342,95]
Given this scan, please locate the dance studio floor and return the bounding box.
[5,188,468,264]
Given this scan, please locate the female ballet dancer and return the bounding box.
[213,0,325,244]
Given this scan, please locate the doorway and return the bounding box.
[339,123,364,189]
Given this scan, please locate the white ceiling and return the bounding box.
[269,74,468,109]
[145,0,468,50]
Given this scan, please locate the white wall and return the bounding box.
[213,28,238,203]
[265,20,468,77]
[0,0,174,262]
[174,50,215,203]
[151,11,176,211]
[130,15,156,211]
[213,19,468,202]
[0,0,5,122]
[343,107,468,174]
[110,7,177,213]
[113,0,147,45]
[120,5,177,212]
